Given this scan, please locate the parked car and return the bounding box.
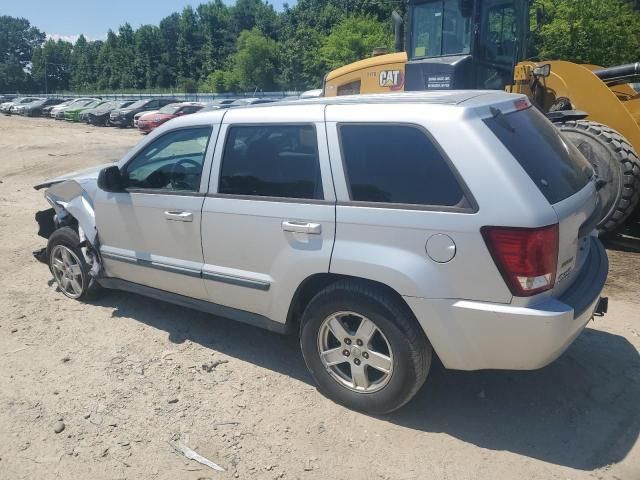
[1,97,42,114]
[10,97,45,115]
[229,97,278,107]
[42,102,67,117]
[109,98,179,128]
[33,91,608,414]
[199,101,235,113]
[133,110,157,128]
[17,97,66,117]
[300,89,323,99]
[137,102,204,134]
[86,100,136,126]
[51,98,99,119]
[199,99,237,112]
[64,100,107,122]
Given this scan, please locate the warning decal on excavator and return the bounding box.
[426,74,451,89]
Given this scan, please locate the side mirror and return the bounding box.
[533,63,551,78]
[97,165,126,192]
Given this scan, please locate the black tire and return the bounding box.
[46,227,101,300]
[300,280,432,414]
[557,120,640,234]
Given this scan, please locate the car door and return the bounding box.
[201,105,336,325]
[94,124,217,300]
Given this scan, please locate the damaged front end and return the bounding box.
[34,179,102,279]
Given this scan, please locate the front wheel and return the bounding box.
[47,227,100,300]
[300,280,432,414]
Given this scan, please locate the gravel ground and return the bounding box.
[0,115,639,480]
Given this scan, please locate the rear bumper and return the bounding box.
[406,237,609,371]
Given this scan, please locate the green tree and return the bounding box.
[536,0,640,66]
[134,25,162,88]
[321,15,393,71]
[158,13,181,88]
[70,35,95,90]
[281,26,326,90]
[231,28,281,91]
[199,0,233,73]
[200,69,228,92]
[231,0,280,39]
[0,15,45,91]
[96,30,120,89]
[31,39,72,92]
[177,6,204,85]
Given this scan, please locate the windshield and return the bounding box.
[158,104,181,114]
[128,100,150,109]
[95,101,116,111]
[410,0,471,58]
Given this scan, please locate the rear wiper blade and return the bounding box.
[490,107,515,133]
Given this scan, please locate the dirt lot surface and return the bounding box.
[0,115,639,480]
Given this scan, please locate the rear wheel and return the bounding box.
[557,120,640,234]
[300,280,432,414]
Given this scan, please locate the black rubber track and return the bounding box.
[557,120,640,234]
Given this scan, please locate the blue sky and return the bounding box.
[2,0,293,41]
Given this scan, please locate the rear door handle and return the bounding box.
[165,210,193,222]
[282,220,322,235]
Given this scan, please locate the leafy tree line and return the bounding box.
[1,0,640,94]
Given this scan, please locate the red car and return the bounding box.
[137,102,205,133]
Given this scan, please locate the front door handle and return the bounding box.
[165,210,193,222]
[282,220,322,235]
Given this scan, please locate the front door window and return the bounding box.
[124,127,212,192]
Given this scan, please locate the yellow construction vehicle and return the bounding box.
[323,0,640,234]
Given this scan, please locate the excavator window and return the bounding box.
[476,0,523,89]
[410,0,471,58]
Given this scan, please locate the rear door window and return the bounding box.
[338,124,469,208]
[484,107,593,204]
[219,125,324,200]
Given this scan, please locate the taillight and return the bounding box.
[481,224,559,297]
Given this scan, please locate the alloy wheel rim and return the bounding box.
[50,245,84,299]
[317,311,394,393]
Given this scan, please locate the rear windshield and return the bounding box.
[484,107,593,204]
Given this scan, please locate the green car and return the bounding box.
[64,100,106,122]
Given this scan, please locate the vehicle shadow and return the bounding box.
[92,290,640,471]
[603,217,640,253]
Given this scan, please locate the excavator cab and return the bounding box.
[323,0,640,235]
[404,0,529,91]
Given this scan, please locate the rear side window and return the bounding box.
[484,107,593,204]
[219,125,324,200]
[339,124,468,208]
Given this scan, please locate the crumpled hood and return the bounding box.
[33,162,113,190]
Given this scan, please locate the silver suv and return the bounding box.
[34,91,609,413]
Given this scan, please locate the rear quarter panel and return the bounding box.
[325,103,559,303]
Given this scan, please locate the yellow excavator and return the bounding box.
[323,0,640,235]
